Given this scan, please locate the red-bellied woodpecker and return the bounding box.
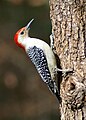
[14,19,72,101]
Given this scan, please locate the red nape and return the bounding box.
[14,27,25,50]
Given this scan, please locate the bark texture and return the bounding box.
[49,0,86,119]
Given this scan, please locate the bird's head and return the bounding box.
[14,19,34,49]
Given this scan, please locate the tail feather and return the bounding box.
[47,80,61,101]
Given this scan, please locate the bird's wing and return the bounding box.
[26,46,51,83]
[26,46,60,100]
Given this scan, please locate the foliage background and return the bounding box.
[0,0,60,119]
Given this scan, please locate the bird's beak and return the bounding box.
[26,18,34,30]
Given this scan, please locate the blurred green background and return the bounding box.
[0,0,60,119]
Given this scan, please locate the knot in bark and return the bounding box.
[62,76,86,110]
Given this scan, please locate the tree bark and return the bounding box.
[49,0,86,119]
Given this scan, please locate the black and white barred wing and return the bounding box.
[26,46,60,99]
[27,46,51,81]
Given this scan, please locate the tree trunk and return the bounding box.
[49,0,86,119]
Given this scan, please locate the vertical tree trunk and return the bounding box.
[49,0,86,119]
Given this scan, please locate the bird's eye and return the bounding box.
[20,31,24,35]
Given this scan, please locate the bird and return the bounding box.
[14,19,62,101]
